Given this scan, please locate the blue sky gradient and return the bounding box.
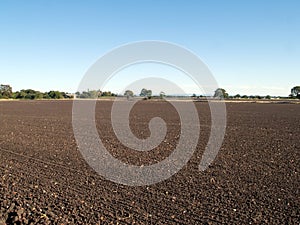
[0,0,299,96]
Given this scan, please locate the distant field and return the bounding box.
[0,100,299,224]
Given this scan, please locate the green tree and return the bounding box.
[140,88,152,99]
[47,91,63,99]
[213,88,228,99]
[0,84,12,99]
[265,95,271,100]
[291,86,300,99]
[14,89,41,99]
[14,90,27,99]
[124,90,134,100]
[89,90,100,98]
[79,91,90,98]
[75,90,103,99]
[140,88,148,97]
[34,91,43,99]
[159,91,166,99]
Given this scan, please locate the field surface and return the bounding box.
[0,100,299,224]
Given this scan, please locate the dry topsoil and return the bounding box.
[0,100,299,224]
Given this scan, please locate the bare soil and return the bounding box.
[0,100,299,224]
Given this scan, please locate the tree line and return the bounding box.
[75,90,117,98]
[0,85,73,100]
[212,87,300,100]
[124,87,300,100]
[1,84,299,100]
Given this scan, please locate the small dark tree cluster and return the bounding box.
[101,91,116,97]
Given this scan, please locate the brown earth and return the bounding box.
[0,100,299,224]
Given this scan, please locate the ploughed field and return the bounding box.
[0,100,299,224]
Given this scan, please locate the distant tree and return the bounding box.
[75,91,80,98]
[47,91,63,99]
[124,90,134,100]
[213,88,228,99]
[75,90,102,99]
[60,92,74,99]
[26,89,37,99]
[192,93,196,98]
[34,91,43,99]
[14,90,27,99]
[147,90,152,99]
[140,88,152,99]
[0,84,13,99]
[89,90,100,98]
[14,89,43,100]
[79,91,91,98]
[160,91,166,99]
[234,94,241,98]
[291,86,300,99]
[241,95,248,99]
[265,95,271,100]
[140,88,147,97]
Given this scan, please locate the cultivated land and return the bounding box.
[0,100,299,224]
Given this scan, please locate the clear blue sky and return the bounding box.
[0,0,299,96]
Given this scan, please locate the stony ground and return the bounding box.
[0,100,299,224]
